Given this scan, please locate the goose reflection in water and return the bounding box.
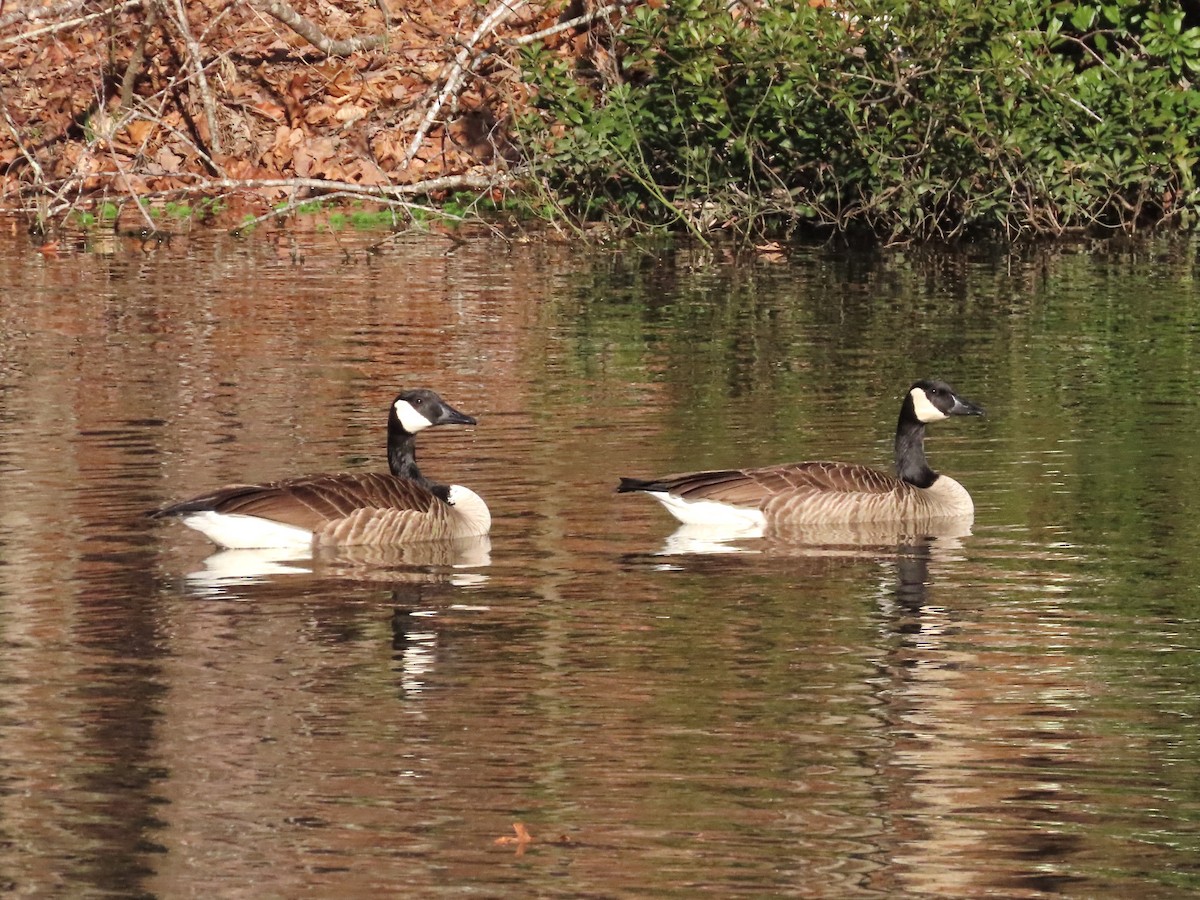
[652,514,974,558]
[178,533,492,589]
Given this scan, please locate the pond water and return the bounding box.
[1,227,1199,897]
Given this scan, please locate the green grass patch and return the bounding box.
[70,201,121,229]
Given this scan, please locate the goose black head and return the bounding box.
[391,389,477,435]
[907,380,985,424]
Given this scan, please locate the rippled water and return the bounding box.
[1,230,1199,896]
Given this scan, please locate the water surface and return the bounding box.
[1,230,1199,896]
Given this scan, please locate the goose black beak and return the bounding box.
[951,396,985,417]
[436,403,477,427]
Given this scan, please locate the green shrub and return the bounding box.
[515,0,1200,241]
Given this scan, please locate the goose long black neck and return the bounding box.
[893,397,938,488]
[387,416,451,500]
[387,417,421,480]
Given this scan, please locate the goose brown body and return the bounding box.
[618,380,983,531]
[151,389,489,549]
[623,460,973,526]
[160,471,489,546]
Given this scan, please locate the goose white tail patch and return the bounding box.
[180,511,314,550]
[447,484,492,535]
[647,491,767,530]
[394,398,434,433]
[910,386,948,423]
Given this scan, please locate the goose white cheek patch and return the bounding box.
[910,387,948,423]
[395,399,433,432]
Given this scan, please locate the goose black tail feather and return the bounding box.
[616,477,659,494]
[147,484,263,518]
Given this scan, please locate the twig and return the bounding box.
[508,0,640,47]
[117,1,233,174]
[1,107,45,184]
[403,0,527,167]
[2,169,510,203]
[232,189,462,230]
[105,140,158,232]
[251,0,385,56]
[0,0,111,29]
[120,0,158,110]
[21,172,512,203]
[0,0,87,29]
[167,0,221,154]
[131,111,224,173]
[0,0,142,46]
[187,172,513,197]
[375,0,390,48]
[15,171,514,219]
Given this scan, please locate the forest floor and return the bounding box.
[0,0,605,232]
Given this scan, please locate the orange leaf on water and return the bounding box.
[494,822,533,848]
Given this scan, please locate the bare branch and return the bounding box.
[165,0,222,154]
[189,172,513,197]
[233,189,462,231]
[119,0,158,110]
[0,0,88,29]
[104,142,158,231]
[251,0,385,56]
[10,171,514,220]
[508,0,640,47]
[1,106,45,184]
[404,0,528,167]
[0,0,142,46]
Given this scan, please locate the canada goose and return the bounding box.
[151,389,490,549]
[618,380,984,530]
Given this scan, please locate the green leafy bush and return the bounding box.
[515,0,1200,241]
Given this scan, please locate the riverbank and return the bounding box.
[6,1,1200,243]
[0,0,583,232]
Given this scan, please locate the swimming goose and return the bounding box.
[151,389,490,549]
[618,380,984,530]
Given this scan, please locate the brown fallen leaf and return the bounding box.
[755,241,788,263]
[0,0,545,222]
[122,120,155,148]
[493,822,578,853]
[494,821,533,848]
[284,73,308,125]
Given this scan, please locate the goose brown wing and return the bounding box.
[652,461,903,507]
[158,473,440,531]
[768,461,902,495]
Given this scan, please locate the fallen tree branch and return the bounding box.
[168,0,222,154]
[0,0,90,29]
[1,107,45,184]
[0,0,142,46]
[2,171,515,215]
[403,0,528,167]
[105,139,158,232]
[251,0,385,56]
[120,0,158,110]
[233,189,462,231]
[191,172,513,197]
[507,0,640,47]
